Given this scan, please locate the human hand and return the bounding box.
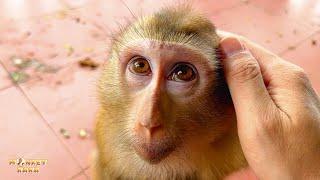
[219,31,320,180]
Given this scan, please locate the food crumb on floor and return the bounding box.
[78,57,99,69]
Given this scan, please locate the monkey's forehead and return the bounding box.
[112,32,219,64]
[116,39,217,63]
[110,7,220,60]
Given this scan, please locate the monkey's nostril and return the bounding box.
[149,124,162,133]
[139,122,163,136]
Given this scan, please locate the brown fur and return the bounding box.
[93,6,247,180]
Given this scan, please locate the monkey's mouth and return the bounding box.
[133,141,176,164]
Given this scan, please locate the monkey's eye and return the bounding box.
[168,63,196,82]
[129,56,151,75]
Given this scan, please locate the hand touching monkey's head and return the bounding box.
[96,6,244,179]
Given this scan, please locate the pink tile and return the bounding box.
[0,63,12,90]
[248,0,288,15]
[0,12,107,68]
[0,0,66,21]
[210,3,317,54]
[0,43,43,85]
[66,0,242,37]
[119,0,242,19]
[250,0,320,28]
[192,0,242,16]
[281,32,320,94]
[74,0,132,33]
[0,87,81,180]
[19,63,102,168]
[122,0,176,15]
[0,10,108,87]
[62,0,92,9]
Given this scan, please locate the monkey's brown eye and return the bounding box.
[169,64,196,82]
[129,57,151,75]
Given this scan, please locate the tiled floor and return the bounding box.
[0,0,319,179]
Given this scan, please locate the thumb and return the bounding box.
[220,37,272,124]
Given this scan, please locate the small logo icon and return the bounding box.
[8,158,47,173]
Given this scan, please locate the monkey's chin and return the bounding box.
[133,143,176,164]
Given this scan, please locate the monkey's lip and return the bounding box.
[133,141,176,164]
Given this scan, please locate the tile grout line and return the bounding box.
[1,58,96,179]
[69,170,85,180]
[279,29,320,56]
[69,166,90,180]
[17,86,88,178]
[0,61,87,176]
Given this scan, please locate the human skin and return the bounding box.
[219,31,320,180]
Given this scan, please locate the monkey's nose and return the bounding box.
[138,121,163,136]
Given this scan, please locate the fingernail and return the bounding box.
[220,37,246,58]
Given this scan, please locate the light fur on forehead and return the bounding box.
[110,5,220,63]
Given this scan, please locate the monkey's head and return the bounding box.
[96,6,241,178]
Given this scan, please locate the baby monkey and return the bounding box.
[94,6,247,180]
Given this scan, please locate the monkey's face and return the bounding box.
[98,39,234,166]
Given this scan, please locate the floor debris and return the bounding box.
[78,57,99,69]
[60,128,70,139]
[79,129,88,139]
[84,47,93,53]
[11,57,33,69]
[288,46,296,50]
[63,44,74,56]
[9,71,30,84]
